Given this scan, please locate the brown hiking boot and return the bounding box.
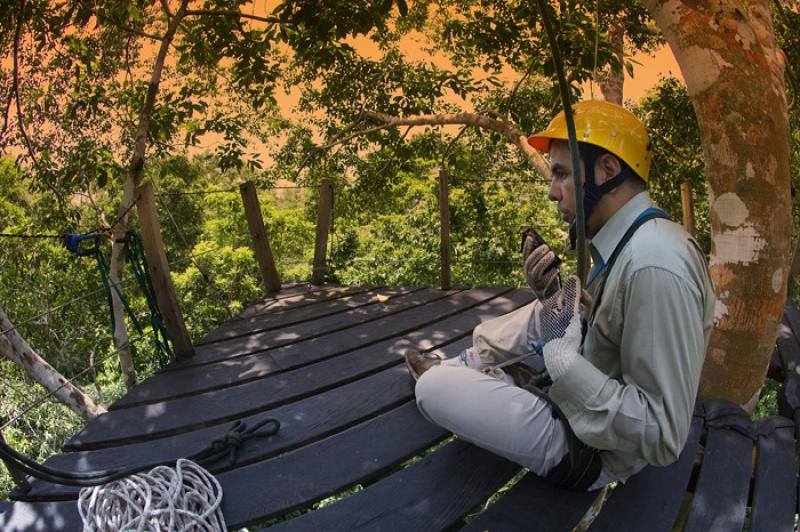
[404,349,443,381]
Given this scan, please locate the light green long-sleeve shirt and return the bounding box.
[549,191,715,482]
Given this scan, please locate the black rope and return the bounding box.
[536,0,587,280]
[453,178,551,184]
[123,231,175,364]
[154,188,238,197]
[1,417,280,489]
[0,232,62,239]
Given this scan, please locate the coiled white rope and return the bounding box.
[77,459,227,532]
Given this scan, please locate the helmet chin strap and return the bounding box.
[568,162,629,249]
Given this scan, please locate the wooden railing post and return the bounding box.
[135,182,194,358]
[0,431,30,494]
[312,178,333,285]
[681,180,696,238]
[439,168,452,290]
[240,181,281,293]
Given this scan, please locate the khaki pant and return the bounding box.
[415,300,609,489]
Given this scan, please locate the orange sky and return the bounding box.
[623,46,682,100]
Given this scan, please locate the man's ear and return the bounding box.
[594,153,622,186]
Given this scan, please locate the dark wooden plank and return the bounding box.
[25,338,476,501]
[750,416,797,532]
[23,365,411,500]
[173,287,466,370]
[683,409,753,532]
[152,288,460,371]
[796,410,800,523]
[5,376,464,528]
[64,289,534,450]
[9,401,446,532]
[113,287,449,408]
[463,471,597,531]
[589,412,703,532]
[198,286,405,345]
[216,402,448,528]
[776,314,800,417]
[267,439,520,532]
[0,500,81,531]
[233,284,358,321]
[782,299,800,340]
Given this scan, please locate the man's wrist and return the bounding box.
[543,341,578,381]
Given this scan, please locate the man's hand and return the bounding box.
[522,230,561,300]
[539,275,583,380]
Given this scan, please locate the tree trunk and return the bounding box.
[0,306,105,421]
[108,178,137,391]
[594,20,625,105]
[643,0,792,408]
[107,0,191,386]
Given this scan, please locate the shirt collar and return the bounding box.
[589,191,653,265]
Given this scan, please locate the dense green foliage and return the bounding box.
[1,0,798,505]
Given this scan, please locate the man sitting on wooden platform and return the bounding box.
[405,101,716,491]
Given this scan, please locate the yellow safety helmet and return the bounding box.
[528,100,651,181]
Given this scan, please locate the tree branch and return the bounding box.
[363,111,550,177]
[184,9,283,24]
[318,123,395,150]
[1,1,26,142]
[160,0,173,20]
[375,125,414,176]
[441,124,469,163]
[503,56,538,118]
[12,1,38,170]
[76,0,164,41]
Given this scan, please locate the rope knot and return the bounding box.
[195,418,281,468]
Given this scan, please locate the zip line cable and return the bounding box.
[0,335,147,433]
[0,278,136,338]
[536,0,587,280]
[0,233,62,239]
[86,195,141,237]
[154,182,237,318]
[154,188,238,197]
[0,332,280,488]
[153,181,216,284]
[0,242,231,430]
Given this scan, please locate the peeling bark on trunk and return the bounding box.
[107,0,190,388]
[0,306,105,421]
[594,21,625,105]
[363,111,551,178]
[643,0,792,407]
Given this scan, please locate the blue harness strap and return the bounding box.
[588,207,671,319]
[63,234,101,257]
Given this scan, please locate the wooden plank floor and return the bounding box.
[0,283,537,530]
[2,285,799,531]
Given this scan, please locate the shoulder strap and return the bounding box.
[590,207,670,320]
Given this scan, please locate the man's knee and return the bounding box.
[415,365,475,422]
[415,365,450,408]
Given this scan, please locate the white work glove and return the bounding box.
[522,232,561,300]
[539,275,584,380]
